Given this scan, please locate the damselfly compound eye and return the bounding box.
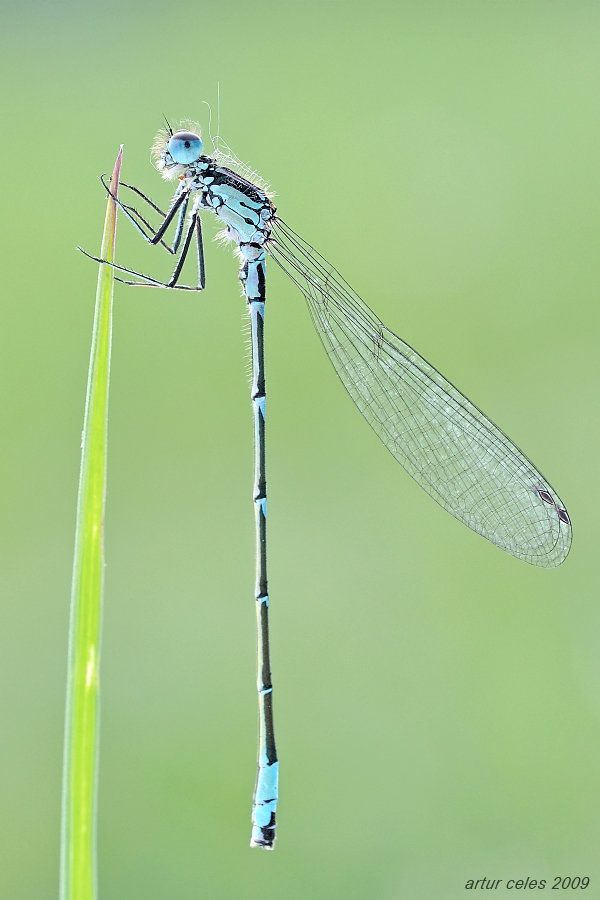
[167,131,203,164]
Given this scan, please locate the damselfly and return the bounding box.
[81,120,572,850]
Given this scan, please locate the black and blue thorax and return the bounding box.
[182,156,275,248]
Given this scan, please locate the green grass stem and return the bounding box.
[60,146,122,900]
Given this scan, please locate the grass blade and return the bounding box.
[60,146,122,900]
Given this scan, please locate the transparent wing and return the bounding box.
[267,218,571,567]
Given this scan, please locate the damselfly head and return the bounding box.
[152,120,203,179]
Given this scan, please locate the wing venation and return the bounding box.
[267,218,571,567]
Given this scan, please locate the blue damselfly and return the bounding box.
[81,120,571,850]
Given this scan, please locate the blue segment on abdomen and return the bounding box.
[252,760,279,829]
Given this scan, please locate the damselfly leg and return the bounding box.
[100,176,189,254]
[80,187,206,290]
[79,209,205,290]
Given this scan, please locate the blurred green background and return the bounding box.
[1,2,599,898]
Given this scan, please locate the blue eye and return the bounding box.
[167,131,203,164]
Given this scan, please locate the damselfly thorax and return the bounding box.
[180,156,275,247]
